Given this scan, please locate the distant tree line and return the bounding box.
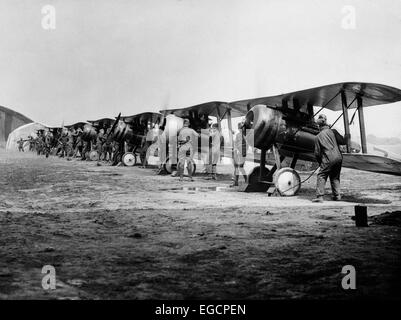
[367,134,401,145]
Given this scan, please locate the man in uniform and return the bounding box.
[176,118,199,181]
[209,123,222,180]
[95,128,105,160]
[43,130,53,158]
[59,128,72,159]
[17,138,25,152]
[102,127,113,162]
[29,136,36,152]
[36,130,45,155]
[231,121,248,186]
[72,128,83,158]
[312,114,349,202]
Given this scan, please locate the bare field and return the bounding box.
[0,150,400,299]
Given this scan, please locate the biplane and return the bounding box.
[109,112,163,166]
[228,82,401,195]
[160,101,240,174]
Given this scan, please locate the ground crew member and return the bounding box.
[59,128,72,159]
[232,121,248,186]
[43,130,53,158]
[156,129,167,174]
[111,140,125,166]
[102,128,113,162]
[209,123,222,180]
[176,118,199,181]
[177,136,195,181]
[96,128,105,160]
[312,114,349,202]
[72,128,83,158]
[17,138,25,152]
[36,131,45,155]
[28,136,35,152]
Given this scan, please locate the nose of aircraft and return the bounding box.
[244,104,282,150]
[112,121,132,142]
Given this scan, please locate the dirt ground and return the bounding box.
[0,149,400,300]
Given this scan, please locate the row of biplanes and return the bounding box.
[29,82,401,195]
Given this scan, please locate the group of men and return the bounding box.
[172,118,248,185]
[17,125,117,162]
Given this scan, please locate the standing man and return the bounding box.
[312,114,349,202]
[102,127,113,162]
[17,138,25,152]
[43,130,53,158]
[176,118,199,181]
[36,130,45,155]
[209,123,222,180]
[231,121,248,186]
[72,128,83,158]
[96,128,105,160]
[28,136,35,152]
[59,128,73,159]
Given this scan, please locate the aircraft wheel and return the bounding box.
[274,167,301,196]
[164,157,175,174]
[248,166,271,185]
[122,152,137,167]
[89,151,99,161]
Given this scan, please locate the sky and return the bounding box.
[0,0,400,138]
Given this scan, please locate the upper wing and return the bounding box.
[120,112,163,125]
[160,101,246,119]
[230,82,401,111]
[87,118,115,127]
[342,153,401,176]
[64,122,88,129]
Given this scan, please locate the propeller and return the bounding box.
[108,112,121,139]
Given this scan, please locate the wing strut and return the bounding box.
[357,96,367,154]
[226,106,234,159]
[341,90,351,152]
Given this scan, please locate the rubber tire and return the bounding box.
[122,152,137,167]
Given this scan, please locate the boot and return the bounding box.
[212,165,217,180]
[230,175,239,187]
[312,196,324,203]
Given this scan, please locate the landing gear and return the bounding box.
[89,151,99,161]
[245,165,272,192]
[243,144,302,196]
[122,152,137,166]
[274,167,301,196]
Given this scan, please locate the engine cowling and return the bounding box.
[82,124,97,142]
[112,121,133,142]
[243,105,283,150]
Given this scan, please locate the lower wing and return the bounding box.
[342,153,401,176]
